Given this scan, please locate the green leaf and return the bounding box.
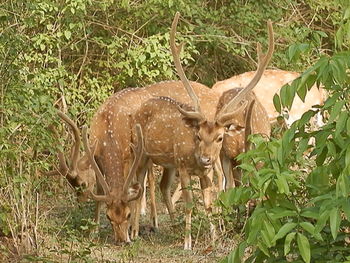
[257,240,270,257]
[288,44,299,61]
[342,199,350,220]
[284,232,296,255]
[280,84,292,109]
[263,220,275,244]
[139,54,146,62]
[64,30,72,40]
[261,229,272,247]
[269,209,298,220]
[315,210,331,234]
[298,110,316,128]
[299,222,323,241]
[275,173,290,194]
[315,147,328,166]
[345,147,350,168]
[324,92,341,109]
[329,100,345,123]
[272,222,297,243]
[335,111,347,138]
[329,207,341,240]
[300,209,319,220]
[297,233,310,263]
[273,94,281,114]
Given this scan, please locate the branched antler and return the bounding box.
[170,12,205,123]
[216,20,274,122]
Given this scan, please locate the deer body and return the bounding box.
[87,81,217,243]
[212,69,325,126]
[134,96,222,250]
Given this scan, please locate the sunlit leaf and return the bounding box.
[284,232,296,255]
[329,207,341,240]
[272,222,297,243]
[297,233,310,263]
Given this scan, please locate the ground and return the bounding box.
[0,176,240,263]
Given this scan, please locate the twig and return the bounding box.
[88,20,144,41]
[193,218,203,249]
[76,25,89,82]
[34,192,39,251]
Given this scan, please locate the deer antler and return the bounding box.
[216,20,274,123]
[45,125,69,176]
[170,12,205,123]
[122,124,144,202]
[82,126,111,202]
[244,100,256,152]
[57,111,81,172]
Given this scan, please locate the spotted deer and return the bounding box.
[212,69,325,127]
[52,80,222,245]
[47,111,96,202]
[132,12,274,250]
[82,124,144,243]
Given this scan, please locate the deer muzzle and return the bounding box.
[199,156,213,169]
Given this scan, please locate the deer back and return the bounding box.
[134,96,210,172]
[212,69,325,125]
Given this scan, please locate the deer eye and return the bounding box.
[126,213,131,220]
[216,136,223,143]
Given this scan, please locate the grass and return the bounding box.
[0,175,239,263]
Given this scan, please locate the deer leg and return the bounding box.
[179,167,193,250]
[148,165,158,229]
[232,160,242,187]
[222,154,234,190]
[160,167,177,222]
[213,160,226,231]
[130,159,149,240]
[92,181,104,235]
[140,173,148,216]
[214,158,224,192]
[171,181,182,208]
[200,169,217,243]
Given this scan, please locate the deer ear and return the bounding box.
[182,117,200,128]
[127,183,142,202]
[225,122,245,134]
[78,154,90,170]
[177,105,205,125]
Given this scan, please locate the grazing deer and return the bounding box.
[212,69,325,127]
[47,111,96,202]
[52,81,221,244]
[87,80,219,238]
[132,12,274,250]
[82,124,144,244]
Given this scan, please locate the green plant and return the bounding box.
[220,3,350,262]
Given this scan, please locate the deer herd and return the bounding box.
[49,13,326,250]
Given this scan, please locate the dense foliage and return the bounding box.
[0,0,349,261]
[220,1,350,262]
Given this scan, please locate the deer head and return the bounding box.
[48,111,96,202]
[216,88,271,160]
[170,12,274,169]
[83,124,144,244]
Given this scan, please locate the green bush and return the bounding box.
[220,2,350,262]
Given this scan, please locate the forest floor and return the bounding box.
[0,177,240,263]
